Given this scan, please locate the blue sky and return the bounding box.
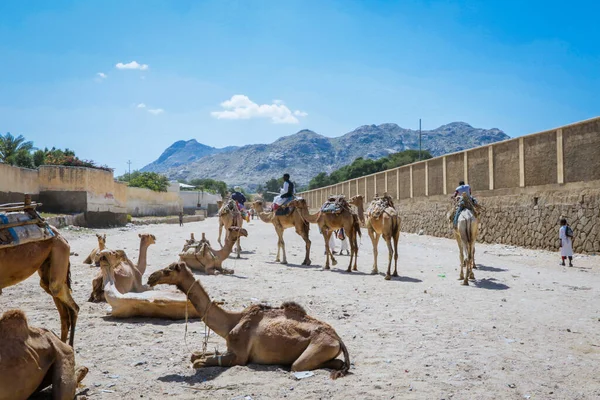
[1,0,598,175]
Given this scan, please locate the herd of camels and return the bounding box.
[0,192,478,399]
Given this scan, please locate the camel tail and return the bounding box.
[330,335,351,379]
[67,261,72,290]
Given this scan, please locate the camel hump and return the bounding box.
[0,309,29,337]
[280,301,307,315]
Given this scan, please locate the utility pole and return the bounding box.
[127,160,132,181]
[419,119,422,161]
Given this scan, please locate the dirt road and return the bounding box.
[2,217,599,399]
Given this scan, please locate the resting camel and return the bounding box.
[251,200,311,265]
[291,198,361,272]
[180,227,247,275]
[365,195,401,280]
[83,233,107,266]
[88,233,156,302]
[217,199,243,259]
[147,262,350,378]
[455,205,478,286]
[99,255,201,319]
[0,309,88,400]
[0,225,78,346]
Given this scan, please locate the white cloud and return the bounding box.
[294,110,308,117]
[136,103,146,108]
[147,108,164,115]
[97,72,107,79]
[115,61,149,70]
[211,95,307,124]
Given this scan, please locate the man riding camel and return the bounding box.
[452,180,477,227]
[273,173,295,211]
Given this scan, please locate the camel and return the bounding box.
[250,199,311,265]
[0,225,78,346]
[83,233,107,266]
[179,227,247,275]
[455,207,478,286]
[88,233,156,303]
[147,262,351,378]
[217,199,243,259]
[291,197,361,272]
[0,309,88,400]
[99,256,201,319]
[365,195,401,280]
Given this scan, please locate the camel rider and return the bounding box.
[273,173,295,211]
[231,189,246,210]
[452,180,477,227]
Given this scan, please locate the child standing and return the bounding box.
[559,218,574,267]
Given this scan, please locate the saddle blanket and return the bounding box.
[0,212,54,248]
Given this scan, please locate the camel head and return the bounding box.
[139,233,156,247]
[96,249,127,267]
[147,261,193,287]
[96,233,107,246]
[228,226,248,240]
[289,198,308,209]
[349,195,364,207]
[251,200,264,210]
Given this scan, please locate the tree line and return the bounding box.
[307,149,432,190]
[0,132,111,171]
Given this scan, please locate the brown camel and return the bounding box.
[217,199,243,258]
[99,255,201,319]
[147,262,350,378]
[179,227,248,275]
[250,200,311,265]
[455,206,478,285]
[0,309,88,400]
[88,233,156,302]
[83,233,107,266]
[0,226,78,346]
[365,195,401,280]
[291,197,361,272]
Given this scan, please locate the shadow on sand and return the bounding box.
[476,264,508,272]
[474,278,510,290]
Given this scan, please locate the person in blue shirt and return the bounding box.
[452,181,475,227]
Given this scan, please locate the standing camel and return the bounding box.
[291,198,361,272]
[455,207,478,285]
[147,262,350,378]
[250,200,311,265]
[365,195,400,280]
[217,199,243,259]
[0,224,78,347]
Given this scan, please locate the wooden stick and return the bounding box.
[0,219,46,230]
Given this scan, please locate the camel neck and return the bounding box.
[300,207,321,224]
[217,236,236,257]
[137,241,150,275]
[255,209,273,223]
[355,204,365,224]
[177,275,241,338]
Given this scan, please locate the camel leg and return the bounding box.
[368,229,379,275]
[392,228,400,277]
[218,220,224,246]
[277,227,288,265]
[384,236,393,280]
[350,228,359,272]
[49,343,79,400]
[296,223,312,266]
[192,352,241,369]
[323,231,337,269]
[191,351,215,362]
[236,236,241,259]
[291,341,342,372]
[455,231,465,281]
[468,241,476,281]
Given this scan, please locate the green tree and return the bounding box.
[188,178,228,198]
[126,171,170,192]
[261,178,283,202]
[0,132,34,165]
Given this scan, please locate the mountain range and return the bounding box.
[141,122,509,190]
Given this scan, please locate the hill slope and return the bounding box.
[142,122,509,190]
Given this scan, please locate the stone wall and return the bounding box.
[300,116,600,253]
[0,163,40,203]
[126,186,182,217]
[395,185,600,254]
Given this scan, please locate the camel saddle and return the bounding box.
[321,195,351,214]
[367,195,395,219]
[0,200,54,248]
[219,199,241,217]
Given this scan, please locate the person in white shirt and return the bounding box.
[558,218,574,267]
[452,180,475,227]
[273,173,295,211]
[338,229,350,255]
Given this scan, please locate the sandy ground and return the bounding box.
[2,217,600,400]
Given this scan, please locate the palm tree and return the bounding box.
[0,133,34,165]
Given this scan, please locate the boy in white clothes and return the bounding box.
[337,229,350,255]
[559,218,574,267]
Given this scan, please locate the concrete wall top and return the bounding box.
[0,163,40,195]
